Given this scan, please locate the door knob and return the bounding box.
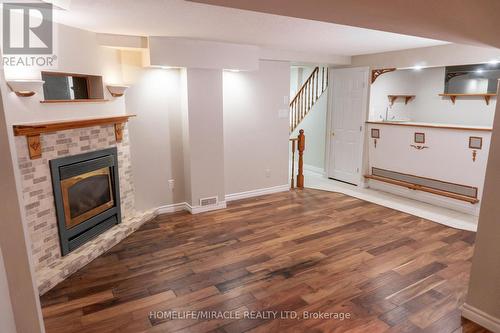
[331,132,335,136]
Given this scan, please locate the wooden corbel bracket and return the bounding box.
[371,68,396,83]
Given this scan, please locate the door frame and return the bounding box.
[325,67,370,186]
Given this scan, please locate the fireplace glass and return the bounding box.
[60,167,114,229]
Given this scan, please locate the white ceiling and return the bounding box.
[53,0,449,57]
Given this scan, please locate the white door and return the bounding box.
[327,67,369,185]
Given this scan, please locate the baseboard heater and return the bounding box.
[365,167,479,204]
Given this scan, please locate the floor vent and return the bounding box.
[365,167,479,204]
[200,196,218,206]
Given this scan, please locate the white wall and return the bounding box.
[0,248,16,333]
[370,67,496,126]
[369,69,417,121]
[289,65,328,170]
[464,92,500,330]
[366,123,490,215]
[223,60,290,194]
[289,66,315,98]
[149,37,259,71]
[185,68,226,205]
[180,69,192,205]
[0,73,45,332]
[2,24,126,126]
[125,62,186,210]
[291,92,327,170]
[260,48,351,66]
[412,67,496,126]
[352,44,500,69]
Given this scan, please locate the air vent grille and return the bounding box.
[372,167,478,198]
[200,196,218,207]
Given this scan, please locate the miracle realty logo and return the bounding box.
[2,2,57,67]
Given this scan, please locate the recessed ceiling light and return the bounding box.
[488,59,499,65]
[412,65,423,71]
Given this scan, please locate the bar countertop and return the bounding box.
[366,121,492,132]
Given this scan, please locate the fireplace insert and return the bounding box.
[50,147,121,255]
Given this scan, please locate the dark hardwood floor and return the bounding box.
[40,189,489,333]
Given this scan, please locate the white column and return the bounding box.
[181,68,226,211]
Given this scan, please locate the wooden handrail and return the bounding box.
[289,67,328,133]
[290,67,319,106]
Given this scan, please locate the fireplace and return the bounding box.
[50,147,121,255]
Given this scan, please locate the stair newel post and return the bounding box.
[290,139,296,189]
[297,129,305,188]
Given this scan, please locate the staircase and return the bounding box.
[290,66,329,133]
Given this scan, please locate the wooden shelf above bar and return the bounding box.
[438,93,496,105]
[13,114,135,159]
[366,121,492,132]
[364,174,479,204]
[40,99,109,104]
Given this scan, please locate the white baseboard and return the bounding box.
[185,201,227,214]
[154,185,290,216]
[155,202,186,215]
[225,184,289,202]
[154,201,227,215]
[303,164,326,176]
[462,303,500,333]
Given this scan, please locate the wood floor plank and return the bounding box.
[40,189,489,333]
[42,290,114,318]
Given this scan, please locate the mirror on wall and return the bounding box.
[41,72,104,101]
[444,63,500,94]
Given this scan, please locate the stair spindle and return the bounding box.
[321,67,325,92]
[307,81,309,110]
[290,138,297,189]
[289,66,328,133]
[305,83,308,115]
[315,68,319,99]
[326,67,329,90]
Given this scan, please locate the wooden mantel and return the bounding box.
[13,114,136,159]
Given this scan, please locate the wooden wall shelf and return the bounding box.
[439,93,496,105]
[40,99,109,104]
[13,115,135,159]
[388,95,415,106]
[366,121,492,132]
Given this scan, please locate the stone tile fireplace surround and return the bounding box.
[14,122,153,294]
